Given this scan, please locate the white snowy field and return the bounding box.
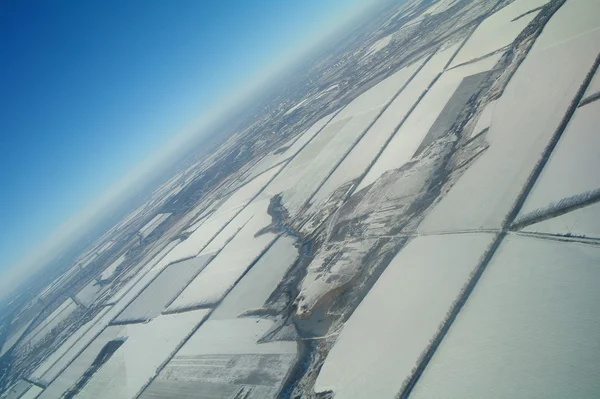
[22,298,78,348]
[410,236,600,399]
[586,69,600,95]
[314,233,495,399]
[37,325,129,399]
[140,318,297,398]
[30,307,112,383]
[266,59,425,218]
[359,50,501,190]
[0,320,33,356]
[161,165,282,265]
[306,58,426,209]
[239,113,335,184]
[107,239,180,305]
[166,199,277,312]
[74,310,210,399]
[98,254,126,281]
[139,213,171,239]
[469,99,497,138]
[114,254,214,323]
[517,102,600,215]
[419,0,600,233]
[522,201,600,239]
[449,0,550,68]
[210,235,298,320]
[18,385,42,399]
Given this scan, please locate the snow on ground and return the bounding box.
[0,380,31,399]
[38,325,128,398]
[410,236,600,399]
[74,310,210,399]
[98,254,126,281]
[163,165,282,264]
[30,307,112,383]
[586,69,600,96]
[469,99,497,138]
[139,213,171,240]
[114,254,214,323]
[305,58,426,213]
[419,2,600,233]
[423,0,458,16]
[37,240,197,387]
[107,240,180,305]
[364,34,393,58]
[268,63,421,219]
[210,236,298,320]
[314,233,495,399]
[522,201,600,239]
[359,50,500,190]
[0,320,33,356]
[18,385,42,399]
[166,200,277,312]
[517,102,600,215]
[75,279,110,308]
[450,0,549,68]
[22,298,78,348]
[242,112,336,183]
[140,318,297,399]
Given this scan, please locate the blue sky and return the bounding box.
[0,0,370,279]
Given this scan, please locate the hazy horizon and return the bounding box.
[0,0,379,302]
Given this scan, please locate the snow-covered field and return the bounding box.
[419,1,600,233]
[98,254,126,281]
[314,233,495,399]
[239,113,335,184]
[517,102,600,216]
[107,240,180,305]
[114,254,214,323]
[449,0,550,67]
[162,165,281,265]
[18,385,42,399]
[30,307,112,383]
[305,58,426,211]
[267,60,426,218]
[22,298,78,348]
[358,49,501,190]
[166,200,277,312]
[74,310,210,399]
[38,325,128,398]
[522,201,600,239]
[410,236,600,399]
[211,235,298,320]
[140,318,297,399]
[0,320,32,356]
[139,213,171,239]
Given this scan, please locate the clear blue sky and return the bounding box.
[0,0,369,276]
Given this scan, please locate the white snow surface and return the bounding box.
[359,49,500,190]
[163,165,282,265]
[139,213,171,239]
[419,2,600,233]
[211,235,298,320]
[167,199,277,312]
[518,102,600,215]
[410,236,600,399]
[23,298,78,348]
[450,0,549,67]
[315,233,495,399]
[74,310,210,399]
[469,99,497,138]
[307,59,425,208]
[30,307,112,383]
[99,254,126,281]
[176,318,296,357]
[18,385,42,399]
[268,64,423,218]
[522,201,600,239]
